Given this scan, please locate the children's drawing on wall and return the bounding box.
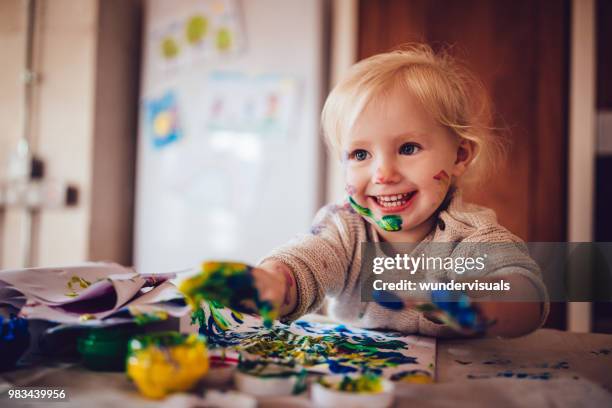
[203,71,300,140]
[145,91,183,149]
[147,0,245,71]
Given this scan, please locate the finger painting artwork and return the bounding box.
[192,302,437,383]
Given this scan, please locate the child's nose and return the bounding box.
[373,160,401,184]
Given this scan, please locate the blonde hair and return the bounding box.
[321,44,506,185]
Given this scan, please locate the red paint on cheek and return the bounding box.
[433,170,450,182]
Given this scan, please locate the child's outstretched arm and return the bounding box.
[251,260,298,318]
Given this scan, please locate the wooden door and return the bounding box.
[358,0,569,328]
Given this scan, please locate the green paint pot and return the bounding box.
[77,325,144,372]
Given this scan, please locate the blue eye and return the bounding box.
[399,143,420,155]
[350,149,370,161]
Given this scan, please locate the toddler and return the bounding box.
[251,45,548,338]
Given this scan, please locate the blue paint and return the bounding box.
[372,290,404,310]
[0,315,30,371]
[327,359,358,374]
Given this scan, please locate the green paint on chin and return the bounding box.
[348,196,403,232]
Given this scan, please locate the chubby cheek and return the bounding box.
[344,168,369,199]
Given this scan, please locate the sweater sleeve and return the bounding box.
[259,204,360,321]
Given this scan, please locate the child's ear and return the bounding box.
[452,139,475,177]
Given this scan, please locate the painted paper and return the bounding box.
[192,303,436,381]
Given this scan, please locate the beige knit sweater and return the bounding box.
[262,191,549,337]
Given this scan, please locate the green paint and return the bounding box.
[179,262,276,328]
[185,15,208,44]
[348,196,403,232]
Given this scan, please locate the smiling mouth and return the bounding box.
[369,191,417,211]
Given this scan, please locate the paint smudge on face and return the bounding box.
[345,184,357,196]
[179,262,277,328]
[433,170,451,202]
[433,170,450,183]
[348,196,403,232]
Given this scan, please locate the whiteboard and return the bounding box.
[134,0,327,273]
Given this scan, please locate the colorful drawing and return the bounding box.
[203,72,300,140]
[348,196,403,232]
[148,0,245,69]
[145,91,182,149]
[179,262,277,328]
[191,305,436,380]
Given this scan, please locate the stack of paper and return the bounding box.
[0,263,190,323]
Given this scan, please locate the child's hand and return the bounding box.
[254,261,298,318]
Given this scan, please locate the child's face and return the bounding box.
[343,86,470,241]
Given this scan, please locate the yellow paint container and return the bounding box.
[126,332,208,399]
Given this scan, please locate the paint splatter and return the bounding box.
[414,290,494,334]
[390,369,433,384]
[372,290,404,310]
[467,371,552,380]
[348,196,403,232]
[455,360,472,365]
[590,348,612,356]
[483,358,512,366]
[65,275,92,297]
[179,262,277,328]
[319,373,384,392]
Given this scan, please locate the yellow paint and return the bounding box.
[400,372,433,384]
[127,334,209,399]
